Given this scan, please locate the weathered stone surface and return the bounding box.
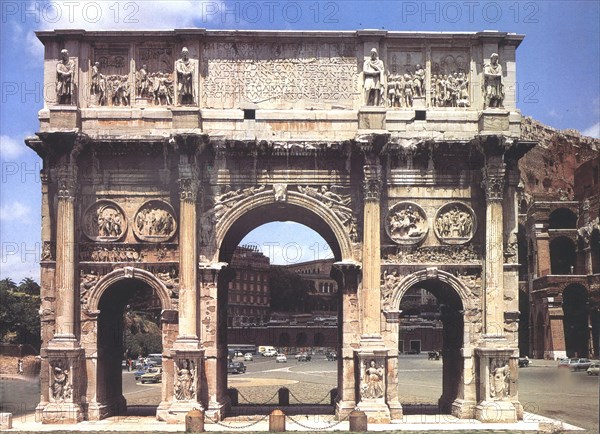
[27,28,533,425]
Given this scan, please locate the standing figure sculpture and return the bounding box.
[176,47,195,105]
[361,359,384,399]
[483,53,504,108]
[56,49,75,104]
[363,48,385,106]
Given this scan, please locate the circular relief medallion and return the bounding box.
[82,200,127,242]
[133,200,177,242]
[434,202,477,245]
[386,202,428,245]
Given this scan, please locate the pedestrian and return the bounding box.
[17,359,24,375]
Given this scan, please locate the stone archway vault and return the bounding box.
[82,267,176,421]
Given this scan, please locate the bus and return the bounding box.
[227,344,257,357]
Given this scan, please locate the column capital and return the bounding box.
[331,261,361,293]
[363,164,382,200]
[56,164,78,201]
[178,177,199,202]
[481,164,505,202]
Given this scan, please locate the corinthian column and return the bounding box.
[482,161,506,337]
[49,164,79,346]
[176,169,200,347]
[362,163,382,337]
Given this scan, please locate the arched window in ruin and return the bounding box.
[548,208,578,229]
[278,332,290,347]
[562,284,590,358]
[550,237,576,274]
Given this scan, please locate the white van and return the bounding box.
[259,346,276,356]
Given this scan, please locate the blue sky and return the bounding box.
[1,1,599,280]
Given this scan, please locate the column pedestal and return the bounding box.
[355,343,390,423]
[38,348,85,424]
[474,347,517,423]
[159,350,205,423]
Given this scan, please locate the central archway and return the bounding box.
[207,195,356,417]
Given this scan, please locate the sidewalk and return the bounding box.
[4,409,584,433]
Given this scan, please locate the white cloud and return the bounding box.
[0,201,31,222]
[582,122,600,139]
[35,1,223,30]
[0,250,40,283]
[0,135,26,160]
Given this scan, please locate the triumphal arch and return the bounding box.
[28,28,533,425]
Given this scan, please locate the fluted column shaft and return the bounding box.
[482,164,505,336]
[362,163,382,335]
[52,165,78,343]
[177,175,199,343]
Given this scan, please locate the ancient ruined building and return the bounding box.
[517,118,600,360]
[28,29,533,424]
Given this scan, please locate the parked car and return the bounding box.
[570,358,594,371]
[134,366,147,380]
[276,354,287,363]
[586,363,600,376]
[227,361,246,374]
[325,352,337,361]
[263,349,277,357]
[296,353,311,362]
[244,353,253,361]
[558,358,579,368]
[140,367,162,384]
[518,356,531,367]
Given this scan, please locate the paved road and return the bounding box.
[2,355,598,431]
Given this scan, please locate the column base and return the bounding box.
[475,400,517,423]
[451,399,476,419]
[172,337,201,351]
[335,400,356,421]
[159,401,204,424]
[85,397,126,421]
[47,335,80,350]
[37,402,84,424]
[204,397,230,423]
[387,399,403,421]
[355,400,391,423]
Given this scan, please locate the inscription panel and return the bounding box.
[202,42,359,109]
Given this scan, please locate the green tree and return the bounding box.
[0,278,41,350]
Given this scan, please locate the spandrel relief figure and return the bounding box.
[363,48,385,106]
[360,359,384,400]
[56,49,75,104]
[483,53,504,108]
[176,47,195,105]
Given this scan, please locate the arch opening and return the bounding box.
[218,208,344,411]
[95,278,165,417]
[398,279,464,414]
[550,237,576,274]
[562,284,590,358]
[548,208,578,229]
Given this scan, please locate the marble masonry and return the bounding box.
[27,29,533,424]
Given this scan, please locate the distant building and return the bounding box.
[282,259,338,313]
[519,119,600,359]
[227,245,270,327]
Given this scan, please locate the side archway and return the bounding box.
[87,267,174,313]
